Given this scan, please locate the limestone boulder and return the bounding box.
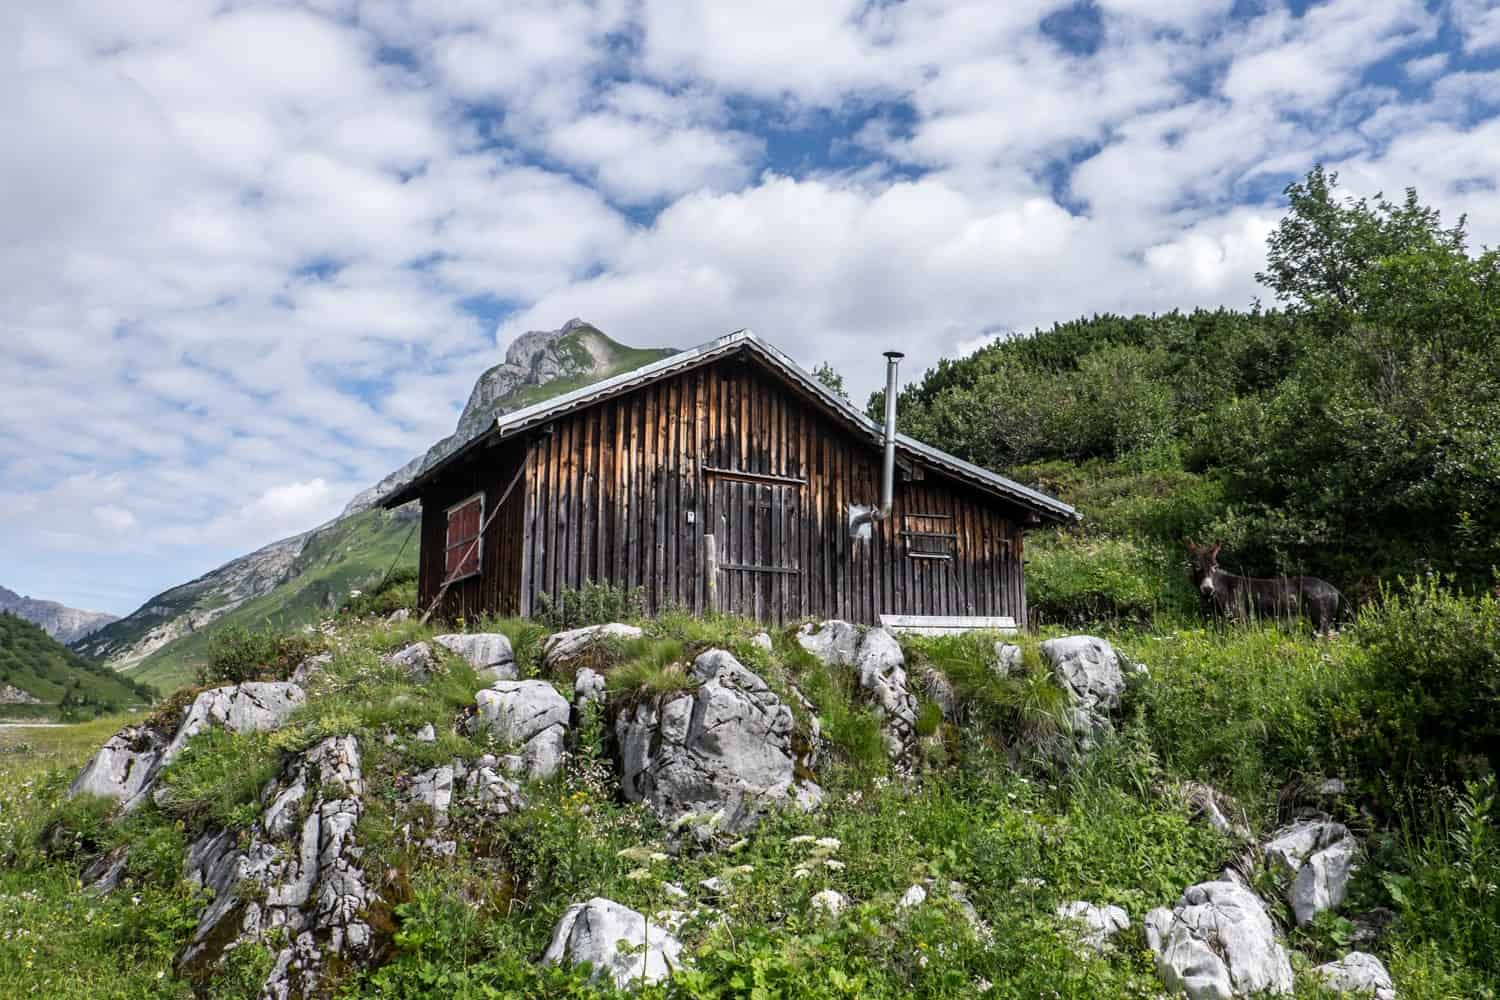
[166,682,306,762]
[69,724,170,805]
[1144,880,1293,999]
[615,649,820,835]
[542,623,642,671]
[290,652,333,685]
[993,642,1023,678]
[796,620,860,667]
[385,641,439,681]
[542,897,683,988]
[1040,636,1124,742]
[400,755,525,853]
[573,667,606,710]
[1057,901,1131,953]
[469,680,570,780]
[1313,952,1395,1000]
[853,628,920,762]
[1262,817,1358,925]
[433,633,516,682]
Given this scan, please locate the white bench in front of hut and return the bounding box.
[878,614,1018,637]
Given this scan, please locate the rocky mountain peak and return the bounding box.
[0,584,118,645]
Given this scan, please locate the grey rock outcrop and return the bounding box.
[1145,880,1293,999]
[0,682,43,705]
[853,628,920,762]
[177,736,374,1000]
[796,620,860,667]
[469,680,570,779]
[163,682,306,765]
[434,633,516,682]
[542,623,643,671]
[1263,817,1358,925]
[1040,636,1124,742]
[993,642,1023,678]
[401,755,526,853]
[615,649,820,836]
[542,896,683,988]
[1313,952,1395,1000]
[69,724,170,804]
[1057,901,1130,952]
[73,683,305,813]
[290,652,333,686]
[384,641,438,681]
[573,667,606,710]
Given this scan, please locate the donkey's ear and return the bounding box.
[1184,537,1197,552]
[1209,540,1223,557]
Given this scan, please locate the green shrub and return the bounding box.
[901,634,1069,751]
[1346,579,1500,792]
[535,582,644,631]
[1026,534,1179,627]
[153,729,280,831]
[342,567,418,618]
[199,625,325,687]
[1379,777,1500,980]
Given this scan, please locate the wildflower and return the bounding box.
[788,835,817,845]
[824,860,846,871]
[814,837,841,851]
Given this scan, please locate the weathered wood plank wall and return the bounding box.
[501,357,1026,625]
[416,441,527,621]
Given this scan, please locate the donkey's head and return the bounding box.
[1185,539,1222,596]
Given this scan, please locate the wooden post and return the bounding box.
[704,533,719,614]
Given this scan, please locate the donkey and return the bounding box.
[1185,540,1346,635]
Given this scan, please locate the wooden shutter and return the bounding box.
[444,493,484,582]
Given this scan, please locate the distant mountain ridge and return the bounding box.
[78,320,673,692]
[0,585,117,644]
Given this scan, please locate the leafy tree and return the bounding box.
[812,361,848,398]
[1257,164,1469,313]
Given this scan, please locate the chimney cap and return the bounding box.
[883,350,905,360]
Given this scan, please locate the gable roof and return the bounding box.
[381,330,1078,522]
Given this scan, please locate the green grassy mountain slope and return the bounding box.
[0,613,153,719]
[123,507,420,693]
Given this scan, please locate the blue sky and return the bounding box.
[3,0,1500,617]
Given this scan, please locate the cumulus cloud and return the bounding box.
[4,0,1500,614]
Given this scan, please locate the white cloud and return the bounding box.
[93,505,138,531]
[3,0,1500,615]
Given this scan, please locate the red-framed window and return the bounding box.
[444,493,484,583]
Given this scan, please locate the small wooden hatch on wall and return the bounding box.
[901,512,956,561]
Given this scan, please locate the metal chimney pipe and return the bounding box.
[848,350,903,538]
[878,350,903,519]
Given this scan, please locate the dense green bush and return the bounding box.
[198,624,324,686]
[1342,580,1500,793]
[1025,535,1175,628]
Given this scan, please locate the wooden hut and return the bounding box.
[380,331,1077,627]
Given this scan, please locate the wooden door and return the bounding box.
[709,473,803,623]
